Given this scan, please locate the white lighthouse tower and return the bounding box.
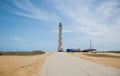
[58,23,63,52]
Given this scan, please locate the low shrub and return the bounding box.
[0,50,45,56]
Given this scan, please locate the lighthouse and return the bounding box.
[58,23,63,52]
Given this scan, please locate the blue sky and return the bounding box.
[0,0,120,51]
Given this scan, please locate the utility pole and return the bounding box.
[90,39,92,49]
[58,23,63,52]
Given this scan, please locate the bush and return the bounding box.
[32,50,45,54]
[0,50,45,56]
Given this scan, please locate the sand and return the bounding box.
[0,53,51,76]
[69,52,120,69]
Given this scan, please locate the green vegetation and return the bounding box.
[83,53,120,58]
[107,51,120,53]
[32,50,45,54]
[0,50,45,56]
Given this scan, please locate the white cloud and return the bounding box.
[2,0,60,22]
[13,37,22,41]
[50,0,120,50]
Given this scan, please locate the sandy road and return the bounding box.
[40,52,120,76]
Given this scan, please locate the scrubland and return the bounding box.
[69,52,120,69]
[0,52,51,76]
